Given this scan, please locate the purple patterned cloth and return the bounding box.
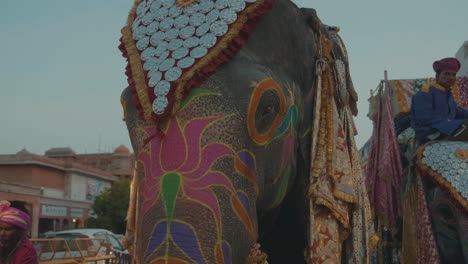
[366,82,402,228]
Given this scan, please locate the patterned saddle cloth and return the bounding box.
[415,141,468,211]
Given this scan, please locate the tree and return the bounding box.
[86,179,130,234]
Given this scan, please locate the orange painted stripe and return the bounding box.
[235,157,257,185]
[215,243,225,264]
[247,78,286,144]
[231,195,253,234]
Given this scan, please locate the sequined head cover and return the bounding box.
[0,200,30,231]
[120,0,272,127]
[416,141,468,212]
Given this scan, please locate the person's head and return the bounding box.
[433,57,461,89]
[0,222,22,249]
[0,201,30,249]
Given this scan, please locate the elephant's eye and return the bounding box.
[436,204,455,222]
[247,78,286,145]
[255,90,280,134]
[263,106,274,115]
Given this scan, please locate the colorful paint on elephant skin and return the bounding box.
[214,240,232,264]
[231,191,254,234]
[179,88,221,110]
[247,78,299,209]
[137,116,235,216]
[270,134,296,209]
[138,115,256,263]
[234,150,258,193]
[247,78,299,145]
[146,220,205,263]
[146,221,232,264]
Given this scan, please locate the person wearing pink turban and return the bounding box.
[0,200,38,264]
[410,57,468,143]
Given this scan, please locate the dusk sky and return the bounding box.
[1,0,466,155]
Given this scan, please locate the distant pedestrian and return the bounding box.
[0,200,38,264]
[410,57,468,144]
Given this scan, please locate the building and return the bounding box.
[45,145,133,181]
[0,145,133,237]
[456,41,468,77]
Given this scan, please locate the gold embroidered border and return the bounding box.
[333,188,356,204]
[315,197,349,231]
[311,35,334,179]
[121,0,153,121]
[421,82,446,93]
[394,80,410,113]
[421,81,464,106]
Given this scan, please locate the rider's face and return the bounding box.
[436,70,457,89]
[0,222,21,249]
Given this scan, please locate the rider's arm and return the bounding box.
[411,89,465,136]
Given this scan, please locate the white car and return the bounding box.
[39,228,128,261]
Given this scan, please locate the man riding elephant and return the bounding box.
[364,56,468,263]
[402,57,468,263]
[411,57,468,144]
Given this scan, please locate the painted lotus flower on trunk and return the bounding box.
[137,115,256,263]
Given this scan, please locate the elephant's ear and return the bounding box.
[322,26,359,116]
[119,0,273,131]
[300,8,322,34]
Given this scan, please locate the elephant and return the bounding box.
[398,124,467,264]
[119,0,374,263]
[363,77,468,263]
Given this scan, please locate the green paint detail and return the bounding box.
[270,166,292,209]
[291,105,298,131]
[301,127,311,138]
[180,89,221,109]
[162,172,181,223]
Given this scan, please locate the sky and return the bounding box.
[0,0,466,155]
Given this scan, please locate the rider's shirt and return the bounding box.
[410,82,468,144]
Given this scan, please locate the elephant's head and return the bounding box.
[120,0,360,263]
[425,182,468,263]
[415,142,468,263]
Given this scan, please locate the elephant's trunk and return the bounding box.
[122,93,259,262]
